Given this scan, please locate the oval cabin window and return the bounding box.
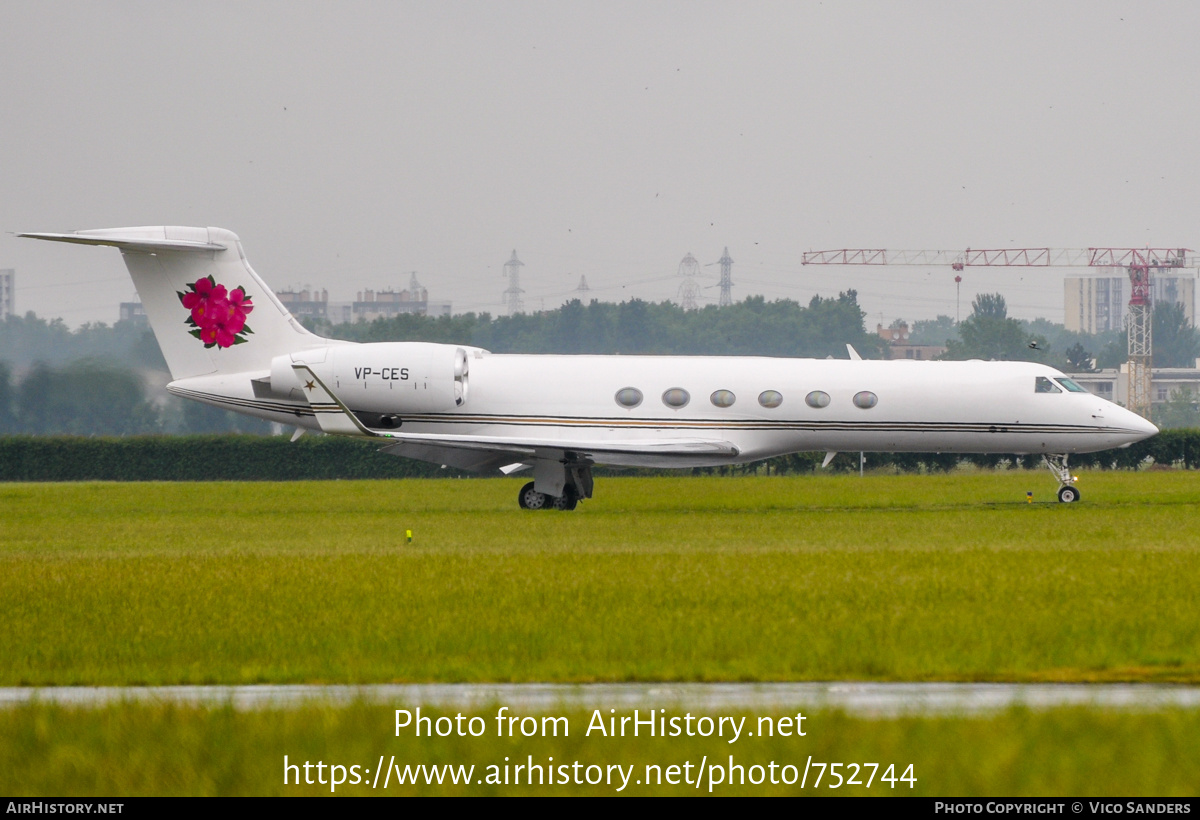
[853,391,878,409]
[615,387,643,409]
[662,388,690,408]
[805,390,831,408]
[758,390,783,409]
[710,389,736,408]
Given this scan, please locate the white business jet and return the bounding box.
[21,227,1157,509]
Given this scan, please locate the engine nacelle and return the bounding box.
[297,342,472,420]
[267,346,331,400]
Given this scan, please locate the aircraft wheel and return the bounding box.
[518,481,549,510]
[551,489,578,511]
[1057,485,1080,504]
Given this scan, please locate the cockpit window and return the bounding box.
[1035,376,1062,394]
[1055,378,1088,393]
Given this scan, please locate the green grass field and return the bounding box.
[2,472,1199,685]
[4,471,1200,796]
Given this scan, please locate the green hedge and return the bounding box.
[0,430,1197,482]
[0,435,465,482]
[764,428,1200,473]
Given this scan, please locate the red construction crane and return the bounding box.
[800,247,1195,418]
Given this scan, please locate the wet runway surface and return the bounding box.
[4,682,1200,715]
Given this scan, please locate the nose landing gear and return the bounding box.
[1057,485,1080,503]
[1043,454,1081,503]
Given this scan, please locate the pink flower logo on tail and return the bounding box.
[178,276,254,349]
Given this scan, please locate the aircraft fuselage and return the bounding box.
[169,344,1156,468]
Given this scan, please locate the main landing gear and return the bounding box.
[517,461,593,511]
[518,481,578,511]
[1042,454,1081,503]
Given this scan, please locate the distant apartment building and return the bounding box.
[353,288,427,322]
[1064,270,1196,334]
[0,269,14,318]
[350,273,451,322]
[1067,363,1200,406]
[876,322,946,360]
[118,301,148,328]
[277,288,330,321]
[277,275,452,326]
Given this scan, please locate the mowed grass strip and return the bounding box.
[2,702,1199,796]
[1,473,1199,684]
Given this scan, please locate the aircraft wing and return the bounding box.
[377,441,529,473]
[293,364,739,471]
[376,435,738,472]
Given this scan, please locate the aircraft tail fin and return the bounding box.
[21,227,325,380]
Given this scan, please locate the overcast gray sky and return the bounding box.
[2,0,1197,328]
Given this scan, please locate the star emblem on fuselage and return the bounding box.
[304,380,316,391]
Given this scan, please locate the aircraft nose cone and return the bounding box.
[1118,407,1158,441]
[1134,413,1159,438]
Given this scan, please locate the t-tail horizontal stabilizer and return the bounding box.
[19,231,227,253]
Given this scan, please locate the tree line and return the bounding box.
[914,293,1199,372]
[0,356,270,436]
[308,291,888,359]
[2,287,1197,435]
